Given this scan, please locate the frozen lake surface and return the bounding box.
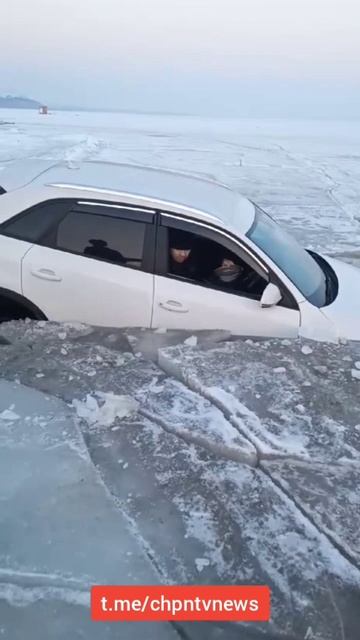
[1,111,360,639]
[0,320,359,640]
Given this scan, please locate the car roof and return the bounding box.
[0,160,255,234]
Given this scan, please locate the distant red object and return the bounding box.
[39,106,48,115]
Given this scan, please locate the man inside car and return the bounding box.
[168,230,199,280]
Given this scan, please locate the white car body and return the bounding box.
[0,160,359,342]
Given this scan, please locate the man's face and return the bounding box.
[170,248,191,263]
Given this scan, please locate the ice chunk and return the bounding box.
[351,369,360,380]
[184,335,198,347]
[62,321,91,332]
[301,345,313,355]
[73,393,139,427]
[295,404,306,414]
[0,408,20,421]
[195,558,210,572]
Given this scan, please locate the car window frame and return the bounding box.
[45,200,157,274]
[156,211,299,311]
[0,198,156,273]
[0,198,75,243]
[0,198,157,275]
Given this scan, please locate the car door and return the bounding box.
[21,201,156,328]
[0,200,73,299]
[152,214,300,338]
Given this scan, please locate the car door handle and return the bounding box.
[159,300,189,313]
[31,268,62,282]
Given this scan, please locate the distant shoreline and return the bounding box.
[0,96,42,109]
[2,103,360,123]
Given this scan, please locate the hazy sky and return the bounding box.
[1,0,360,117]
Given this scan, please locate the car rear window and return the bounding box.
[0,200,72,242]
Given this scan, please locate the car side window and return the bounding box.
[55,210,146,269]
[165,225,268,300]
[0,200,72,243]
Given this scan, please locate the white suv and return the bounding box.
[0,159,359,342]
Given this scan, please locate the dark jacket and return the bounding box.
[169,254,200,280]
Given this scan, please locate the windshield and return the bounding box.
[247,207,327,307]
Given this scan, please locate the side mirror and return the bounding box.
[260,283,282,308]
